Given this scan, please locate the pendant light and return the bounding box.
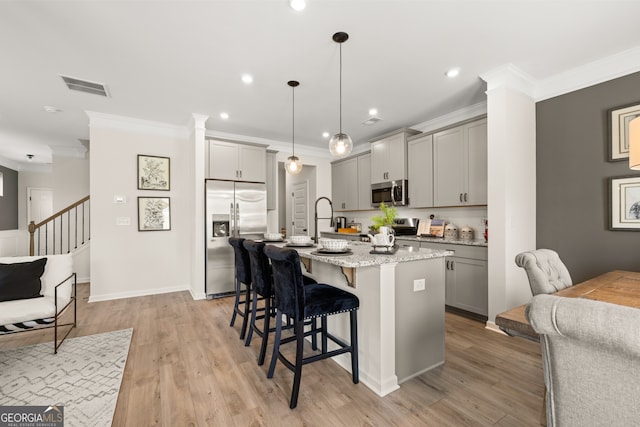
[329,31,353,158]
[285,80,303,175]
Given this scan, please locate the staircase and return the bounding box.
[28,196,90,256]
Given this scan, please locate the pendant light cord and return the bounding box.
[339,42,342,134]
[292,84,295,156]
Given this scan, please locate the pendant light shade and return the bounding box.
[629,116,640,170]
[285,80,303,175]
[329,31,352,158]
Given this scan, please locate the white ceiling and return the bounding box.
[2,0,640,169]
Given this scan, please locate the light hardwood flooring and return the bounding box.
[1,283,544,426]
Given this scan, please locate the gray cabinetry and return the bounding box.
[407,133,433,208]
[208,139,266,182]
[357,153,371,210]
[433,118,487,207]
[420,242,488,317]
[370,128,420,184]
[266,150,277,210]
[332,151,371,211]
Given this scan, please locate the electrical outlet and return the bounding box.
[413,278,425,292]
[116,217,131,226]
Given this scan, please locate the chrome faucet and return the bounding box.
[314,197,334,243]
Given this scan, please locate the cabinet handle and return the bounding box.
[235,170,239,178]
[450,260,455,270]
[464,193,468,202]
[240,170,243,178]
[459,193,463,202]
[446,260,450,270]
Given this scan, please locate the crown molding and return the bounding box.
[535,45,640,101]
[480,64,537,98]
[412,102,488,134]
[85,111,189,139]
[51,144,87,159]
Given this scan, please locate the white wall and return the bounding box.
[18,155,89,230]
[88,113,192,302]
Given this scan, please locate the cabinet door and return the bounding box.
[238,145,266,182]
[464,119,487,205]
[408,134,433,207]
[357,153,371,210]
[385,133,407,182]
[433,126,464,206]
[370,139,388,184]
[332,158,357,211]
[266,151,276,210]
[209,140,239,180]
[446,257,488,316]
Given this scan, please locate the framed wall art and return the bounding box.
[608,102,640,161]
[138,197,171,231]
[609,175,640,230]
[138,154,170,190]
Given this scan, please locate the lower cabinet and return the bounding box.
[419,242,488,318]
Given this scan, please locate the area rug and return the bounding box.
[0,328,133,427]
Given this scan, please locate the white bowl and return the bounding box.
[319,238,348,251]
[264,233,283,241]
[290,235,312,244]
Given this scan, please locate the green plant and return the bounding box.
[370,202,397,232]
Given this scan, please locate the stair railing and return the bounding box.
[28,196,90,256]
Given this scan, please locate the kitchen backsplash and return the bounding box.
[340,206,488,242]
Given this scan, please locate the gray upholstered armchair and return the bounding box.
[515,249,572,296]
[527,294,640,426]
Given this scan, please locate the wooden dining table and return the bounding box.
[496,270,640,340]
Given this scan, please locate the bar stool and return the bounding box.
[264,245,359,409]
[243,240,320,365]
[228,237,252,340]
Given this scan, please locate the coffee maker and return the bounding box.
[334,216,347,231]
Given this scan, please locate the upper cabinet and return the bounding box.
[370,128,420,184]
[332,157,358,211]
[331,151,371,211]
[433,118,487,207]
[407,133,433,208]
[208,139,266,182]
[266,150,277,210]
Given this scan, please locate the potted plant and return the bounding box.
[369,202,397,233]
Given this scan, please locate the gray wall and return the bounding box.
[0,165,18,230]
[537,71,640,283]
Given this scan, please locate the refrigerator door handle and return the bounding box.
[236,203,240,235]
[230,203,235,236]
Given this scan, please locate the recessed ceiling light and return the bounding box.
[241,74,253,84]
[445,68,460,78]
[43,106,62,113]
[322,132,330,138]
[220,112,229,120]
[368,108,378,116]
[289,0,306,11]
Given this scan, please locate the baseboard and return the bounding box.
[88,285,190,303]
[189,288,207,300]
[485,321,508,335]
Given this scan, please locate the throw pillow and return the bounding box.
[0,258,48,302]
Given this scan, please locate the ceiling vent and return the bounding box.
[362,116,382,126]
[60,75,109,97]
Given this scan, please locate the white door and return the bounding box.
[28,188,53,224]
[291,181,308,236]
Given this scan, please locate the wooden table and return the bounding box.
[496,270,640,340]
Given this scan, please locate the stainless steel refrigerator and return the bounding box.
[205,179,267,297]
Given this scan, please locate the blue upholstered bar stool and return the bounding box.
[228,237,252,340]
[264,245,359,409]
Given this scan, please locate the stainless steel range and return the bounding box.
[392,218,419,236]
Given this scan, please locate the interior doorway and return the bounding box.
[27,187,53,225]
[291,181,309,236]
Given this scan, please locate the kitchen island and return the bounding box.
[275,241,452,397]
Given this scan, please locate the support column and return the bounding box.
[189,113,209,300]
[481,65,537,325]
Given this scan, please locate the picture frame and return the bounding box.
[137,154,170,190]
[608,102,640,161]
[609,175,640,230]
[138,197,171,231]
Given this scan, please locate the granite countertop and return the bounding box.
[273,241,452,268]
[321,231,488,247]
[395,235,488,247]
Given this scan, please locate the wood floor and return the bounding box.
[1,283,544,426]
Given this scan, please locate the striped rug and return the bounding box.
[0,329,133,427]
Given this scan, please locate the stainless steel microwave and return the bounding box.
[371,180,408,207]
